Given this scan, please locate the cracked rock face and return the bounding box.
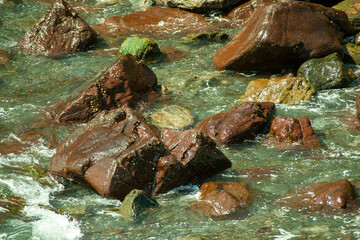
[54,54,157,123]
[18,0,97,57]
[213,1,353,71]
[49,107,165,201]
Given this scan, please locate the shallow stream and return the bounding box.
[1,1,360,239]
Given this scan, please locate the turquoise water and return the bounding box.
[1,1,360,239]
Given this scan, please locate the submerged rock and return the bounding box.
[195,102,275,145]
[54,54,157,123]
[118,189,159,221]
[50,107,165,201]
[240,75,316,104]
[0,194,26,221]
[116,36,163,61]
[18,0,97,57]
[297,53,355,90]
[183,32,229,43]
[345,43,360,65]
[150,105,194,129]
[213,1,353,71]
[264,116,321,151]
[190,181,251,218]
[280,180,357,213]
[92,7,217,39]
[0,50,11,68]
[153,0,243,12]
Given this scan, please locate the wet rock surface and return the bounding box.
[190,181,251,218]
[116,36,163,61]
[213,1,353,71]
[118,189,159,221]
[153,0,243,12]
[264,116,321,151]
[92,7,217,39]
[298,53,355,90]
[195,102,275,145]
[54,54,157,123]
[50,107,165,201]
[280,179,357,213]
[240,75,316,104]
[356,91,360,122]
[18,0,97,57]
[150,105,194,129]
[345,43,360,65]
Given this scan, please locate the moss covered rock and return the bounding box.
[150,105,194,129]
[183,32,229,43]
[345,43,360,65]
[297,53,354,90]
[118,189,159,221]
[240,75,316,104]
[116,36,162,61]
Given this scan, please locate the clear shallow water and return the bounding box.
[1,1,360,239]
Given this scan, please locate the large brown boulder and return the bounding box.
[280,180,357,213]
[49,107,165,201]
[195,102,275,145]
[153,129,232,194]
[91,7,217,39]
[264,116,321,150]
[240,75,316,104]
[54,54,157,123]
[18,0,97,57]
[213,1,353,71]
[190,181,251,218]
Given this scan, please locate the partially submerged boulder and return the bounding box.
[195,102,275,145]
[18,0,97,57]
[92,7,217,39]
[153,0,243,12]
[240,75,316,104]
[150,105,194,129]
[190,181,251,218]
[264,116,321,150]
[50,107,165,200]
[297,53,355,90]
[213,1,353,71]
[280,179,357,213]
[116,36,163,61]
[118,189,159,221]
[54,54,157,123]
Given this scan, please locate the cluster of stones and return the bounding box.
[14,0,360,219]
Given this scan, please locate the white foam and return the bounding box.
[26,206,82,240]
[273,228,301,240]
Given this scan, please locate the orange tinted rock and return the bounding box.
[190,181,251,218]
[213,1,353,71]
[195,102,275,145]
[92,7,217,39]
[265,116,321,150]
[281,180,357,213]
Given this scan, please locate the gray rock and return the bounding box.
[118,189,159,221]
[297,53,354,90]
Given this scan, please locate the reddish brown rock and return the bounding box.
[194,102,275,145]
[54,54,157,123]
[49,107,165,200]
[213,1,353,71]
[227,0,274,27]
[190,181,251,218]
[161,129,231,178]
[0,140,30,155]
[0,50,10,68]
[281,180,357,213]
[91,7,217,39]
[18,0,97,57]
[264,116,321,150]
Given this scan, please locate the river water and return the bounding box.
[1,1,360,239]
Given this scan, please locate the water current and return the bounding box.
[1,0,360,239]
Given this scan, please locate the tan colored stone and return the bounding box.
[240,75,316,104]
[150,105,194,129]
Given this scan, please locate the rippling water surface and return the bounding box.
[1,1,360,239]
